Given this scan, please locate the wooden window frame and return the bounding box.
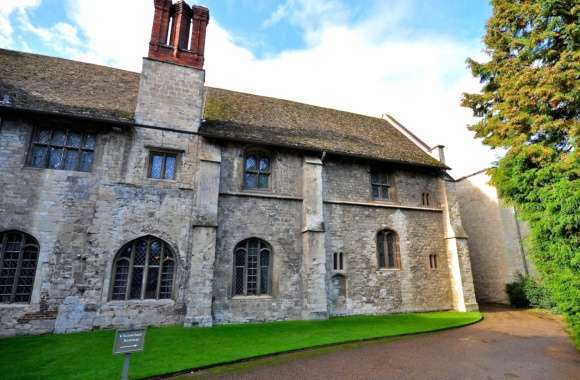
[0,231,39,304]
[243,150,272,191]
[110,236,176,301]
[27,126,96,172]
[376,230,401,269]
[147,150,178,180]
[233,238,272,297]
[371,169,395,201]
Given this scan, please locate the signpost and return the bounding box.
[113,328,146,380]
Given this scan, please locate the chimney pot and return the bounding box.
[148,0,209,69]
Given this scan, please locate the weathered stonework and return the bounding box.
[455,171,532,304]
[0,8,483,335]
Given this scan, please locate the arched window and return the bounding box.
[233,238,271,296]
[110,236,175,301]
[377,230,401,269]
[244,152,271,189]
[0,231,39,303]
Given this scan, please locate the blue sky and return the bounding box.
[0,0,496,176]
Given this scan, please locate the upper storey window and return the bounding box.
[148,151,177,180]
[28,127,96,172]
[244,152,271,190]
[371,169,394,201]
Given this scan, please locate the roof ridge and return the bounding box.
[0,48,140,75]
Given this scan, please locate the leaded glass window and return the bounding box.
[111,236,175,301]
[371,170,394,201]
[28,127,96,172]
[0,231,39,303]
[377,230,401,269]
[244,153,271,189]
[148,151,177,180]
[233,238,271,296]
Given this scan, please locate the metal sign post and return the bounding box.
[113,328,146,380]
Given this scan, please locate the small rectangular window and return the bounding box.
[422,192,431,206]
[429,254,438,269]
[371,169,393,201]
[28,127,96,172]
[148,151,177,180]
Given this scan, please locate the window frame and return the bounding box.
[109,236,176,301]
[333,252,344,271]
[370,168,396,202]
[242,149,272,191]
[376,229,401,270]
[27,126,96,172]
[147,150,179,181]
[429,254,438,270]
[232,238,272,297]
[422,192,431,206]
[0,231,39,304]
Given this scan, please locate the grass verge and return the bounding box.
[0,311,481,380]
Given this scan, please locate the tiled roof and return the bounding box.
[201,87,444,168]
[0,49,139,122]
[0,48,444,169]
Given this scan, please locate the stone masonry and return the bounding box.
[0,0,481,337]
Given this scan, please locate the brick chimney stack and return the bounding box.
[149,0,210,69]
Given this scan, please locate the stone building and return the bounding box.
[454,170,533,304]
[0,0,480,337]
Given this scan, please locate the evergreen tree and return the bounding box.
[462,0,579,344]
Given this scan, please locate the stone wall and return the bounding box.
[322,158,453,315]
[213,144,304,323]
[455,171,532,304]
[0,115,202,336]
[0,56,208,336]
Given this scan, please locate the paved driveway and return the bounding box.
[180,306,579,380]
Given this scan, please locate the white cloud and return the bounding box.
[64,0,152,69]
[17,10,80,50]
[0,0,41,47]
[7,0,494,176]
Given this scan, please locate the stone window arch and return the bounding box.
[377,229,401,269]
[110,236,175,301]
[0,230,39,303]
[233,238,272,296]
[243,149,272,190]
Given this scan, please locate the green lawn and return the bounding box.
[0,311,481,380]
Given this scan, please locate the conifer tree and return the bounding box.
[462,0,579,343]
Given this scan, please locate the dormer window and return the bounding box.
[244,152,271,189]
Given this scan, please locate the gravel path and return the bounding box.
[178,306,579,380]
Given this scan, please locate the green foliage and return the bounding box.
[0,312,481,380]
[506,273,557,309]
[506,275,531,308]
[462,0,579,345]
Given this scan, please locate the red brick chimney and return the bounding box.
[148,0,209,69]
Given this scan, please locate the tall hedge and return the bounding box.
[462,0,579,344]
